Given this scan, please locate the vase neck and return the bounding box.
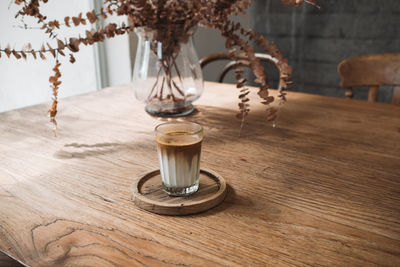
[134,25,196,42]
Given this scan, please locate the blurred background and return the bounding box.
[1,0,399,113]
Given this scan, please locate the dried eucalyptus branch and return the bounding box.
[0,23,131,59]
[1,0,318,128]
[48,59,61,129]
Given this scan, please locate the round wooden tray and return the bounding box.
[132,168,227,215]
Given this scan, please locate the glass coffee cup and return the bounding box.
[155,122,203,196]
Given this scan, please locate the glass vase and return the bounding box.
[132,26,204,117]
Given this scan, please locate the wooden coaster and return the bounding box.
[132,168,227,215]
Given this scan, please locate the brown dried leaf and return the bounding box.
[72,16,80,26]
[64,16,70,27]
[12,50,21,59]
[238,102,250,109]
[67,38,80,52]
[46,43,56,58]
[267,114,277,121]
[54,20,60,29]
[39,52,46,60]
[106,7,113,15]
[48,20,59,29]
[257,89,269,99]
[31,50,37,59]
[57,39,65,50]
[86,10,98,24]
[49,49,56,58]
[266,107,278,121]
[261,96,275,104]
[239,91,250,99]
[85,30,93,40]
[69,54,76,63]
[5,46,11,58]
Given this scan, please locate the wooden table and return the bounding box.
[1,82,399,266]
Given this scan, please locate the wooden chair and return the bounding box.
[199,52,285,89]
[337,53,400,105]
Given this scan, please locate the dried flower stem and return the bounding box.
[48,59,61,129]
[3,0,318,127]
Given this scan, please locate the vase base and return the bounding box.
[145,104,195,117]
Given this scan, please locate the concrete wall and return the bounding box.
[194,14,249,84]
[249,0,400,102]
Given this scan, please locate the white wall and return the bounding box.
[0,0,98,113]
[94,0,132,88]
[103,34,132,86]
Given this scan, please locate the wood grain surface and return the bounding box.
[0,82,399,266]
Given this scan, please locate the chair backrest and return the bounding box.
[200,52,284,89]
[337,53,400,105]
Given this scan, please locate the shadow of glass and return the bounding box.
[185,184,255,218]
[64,142,121,148]
[54,140,155,160]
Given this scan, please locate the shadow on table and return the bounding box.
[53,102,319,161]
[54,143,122,159]
[190,183,255,217]
[54,140,155,160]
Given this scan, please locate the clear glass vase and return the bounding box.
[132,26,204,117]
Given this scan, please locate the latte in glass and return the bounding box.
[155,122,203,196]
